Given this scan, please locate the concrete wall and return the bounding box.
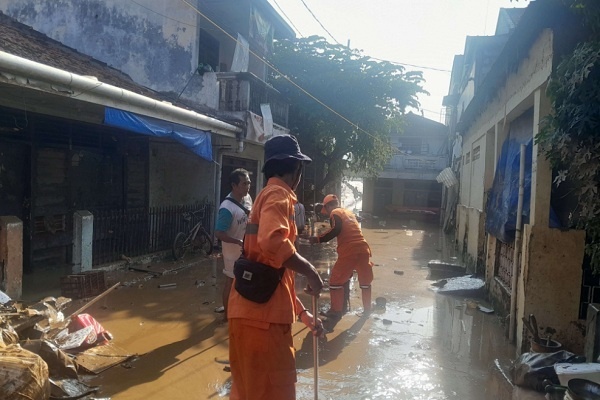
[511,83,586,353]
[149,140,214,207]
[459,29,554,277]
[461,29,586,352]
[468,135,486,210]
[0,0,198,94]
[0,216,22,299]
[362,179,375,214]
[456,205,484,272]
[486,235,512,319]
[517,225,585,353]
[459,157,471,206]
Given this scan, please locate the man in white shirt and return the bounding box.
[215,169,252,321]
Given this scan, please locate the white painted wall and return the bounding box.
[469,135,486,210]
[457,29,554,268]
[457,28,586,350]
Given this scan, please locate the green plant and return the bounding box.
[538,40,600,271]
[270,36,426,195]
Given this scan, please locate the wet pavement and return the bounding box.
[28,217,544,399]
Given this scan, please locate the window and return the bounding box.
[198,29,220,72]
[465,152,471,164]
[398,137,428,155]
[472,146,480,161]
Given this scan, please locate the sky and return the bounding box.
[267,0,530,123]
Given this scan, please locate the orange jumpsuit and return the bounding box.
[317,208,373,313]
[228,177,303,400]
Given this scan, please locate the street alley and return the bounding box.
[57,218,531,399]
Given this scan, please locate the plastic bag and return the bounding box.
[511,350,584,391]
[67,313,112,349]
[0,344,50,400]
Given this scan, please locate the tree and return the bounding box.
[270,36,426,197]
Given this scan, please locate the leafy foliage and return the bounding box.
[269,36,426,195]
[538,39,600,271]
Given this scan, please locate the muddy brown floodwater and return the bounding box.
[69,217,517,399]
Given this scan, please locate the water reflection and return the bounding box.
[295,291,512,399]
[292,220,513,400]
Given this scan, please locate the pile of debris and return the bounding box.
[0,283,128,400]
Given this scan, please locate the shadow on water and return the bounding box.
[296,314,370,370]
[295,295,513,400]
[294,216,513,400]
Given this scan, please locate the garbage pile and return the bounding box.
[0,287,124,400]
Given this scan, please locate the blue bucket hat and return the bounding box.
[264,134,312,164]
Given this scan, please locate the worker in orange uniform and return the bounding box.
[228,134,324,400]
[309,194,373,329]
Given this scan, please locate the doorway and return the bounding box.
[220,156,258,203]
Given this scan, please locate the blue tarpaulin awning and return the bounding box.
[485,109,561,242]
[104,107,212,161]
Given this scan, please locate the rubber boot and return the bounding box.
[329,287,345,315]
[361,286,372,314]
[342,280,351,314]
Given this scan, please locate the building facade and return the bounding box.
[362,113,448,219]
[445,3,588,353]
[0,1,296,296]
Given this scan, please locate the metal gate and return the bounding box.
[495,239,515,289]
[92,203,213,266]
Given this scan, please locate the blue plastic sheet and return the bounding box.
[485,110,560,242]
[104,107,212,161]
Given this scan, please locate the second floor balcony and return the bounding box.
[379,154,449,180]
[385,154,448,171]
[217,72,289,127]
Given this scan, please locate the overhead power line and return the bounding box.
[271,0,304,37]
[129,0,196,27]
[180,0,363,131]
[278,1,450,73]
[369,56,452,73]
[298,0,341,45]
[178,0,444,161]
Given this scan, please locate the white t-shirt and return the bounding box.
[217,193,252,277]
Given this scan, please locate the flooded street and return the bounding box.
[66,217,519,399]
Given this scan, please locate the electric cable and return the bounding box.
[178,0,446,161]
[124,0,448,125]
[129,0,196,27]
[297,0,340,45]
[369,56,451,73]
[271,0,305,37]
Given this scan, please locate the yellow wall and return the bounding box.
[517,225,585,353]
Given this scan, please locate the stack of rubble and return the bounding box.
[0,288,124,400]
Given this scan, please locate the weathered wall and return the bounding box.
[468,135,486,210]
[0,216,22,299]
[459,29,554,276]
[362,179,375,214]
[148,140,214,207]
[517,225,585,353]
[0,0,198,94]
[467,29,586,353]
[486,235,512,319]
